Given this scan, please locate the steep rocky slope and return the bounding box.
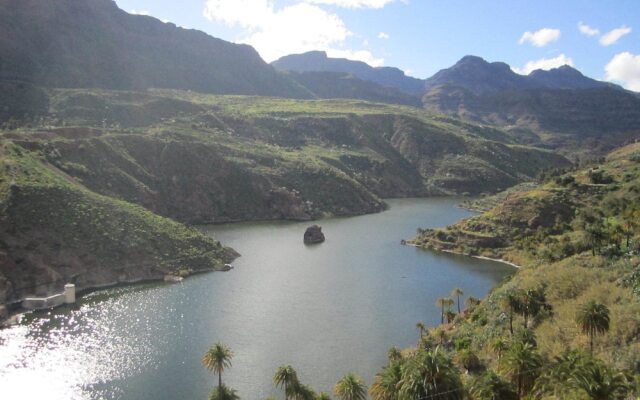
[0,142,237,308]
[0,0,310,98]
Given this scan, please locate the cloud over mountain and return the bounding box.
[202,0,394,64]
[519,28,561,47]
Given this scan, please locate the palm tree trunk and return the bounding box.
[509,312,514,335]
[441,304,444,324]
[524,312,528,329]
[590,333,593,354]
[457,295,461,313]
[218,371,222,387]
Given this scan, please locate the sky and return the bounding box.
[115,0,640,90]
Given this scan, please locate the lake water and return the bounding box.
[0,198,514,400]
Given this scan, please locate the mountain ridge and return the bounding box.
[0,0,312,98]
[272,51,427,96]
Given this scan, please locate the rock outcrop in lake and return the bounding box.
[304,225,325,244]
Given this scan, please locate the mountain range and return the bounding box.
[421,56,640,152]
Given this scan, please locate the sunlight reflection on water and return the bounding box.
[0,199,514,400]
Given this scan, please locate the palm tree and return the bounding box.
[415,322,426,340]
[516,288,548,329]
[501,290,522,335]
[451,288,464,313]
[397,348,464,399]
[468,370,517,400]
[316,392,332,400]
[465,296,481,311]
[387,346,403,364]
[444,310,456,324]
[202,342,234,388]
[489,336,509,361]
[570,360,631,400]
[530,350,588,400]
[208,384,240,400]
[274,365,300,400]
[436,297,448,324]
[434,327,448,346]
[499,341,542,398]
[453,349,480,373]
[575,300,610,353]
[369,363,402,400]
[293,384,317,400]
[334,373,367,400]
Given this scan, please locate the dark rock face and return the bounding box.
[304,225,325,244]
[0,0,309,98]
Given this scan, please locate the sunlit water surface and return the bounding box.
[0,198,514,399]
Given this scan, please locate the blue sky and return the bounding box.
[115,0,640,90]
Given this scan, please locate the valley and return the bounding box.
[0,0,639,399]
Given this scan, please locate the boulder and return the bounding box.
[304,225,325,244]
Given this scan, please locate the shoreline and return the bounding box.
[1,265,236,329]
[404,242,521,269]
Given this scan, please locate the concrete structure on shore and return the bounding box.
[21,283,76,310]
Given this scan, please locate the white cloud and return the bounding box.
[605,52,640,91]
[518,28,561,47]
[578,21,599,37]
[203,0,385,65]
[378,32,390,39]
[600,25,632,46]
[129,9,150,16]
[203,0,274,28]
[512,54,574,75]
[304,0,399,9]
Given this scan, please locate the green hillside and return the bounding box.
[3,88,570,224]
[399,143,640,398]
[0,141,237,307]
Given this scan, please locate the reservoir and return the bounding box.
[0,198,514,399]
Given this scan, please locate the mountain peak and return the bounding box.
[529,64,582,78]
[272,50,426,96]
[426,56,527,95]
[425,56,622,95]
[457,55,488,65]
